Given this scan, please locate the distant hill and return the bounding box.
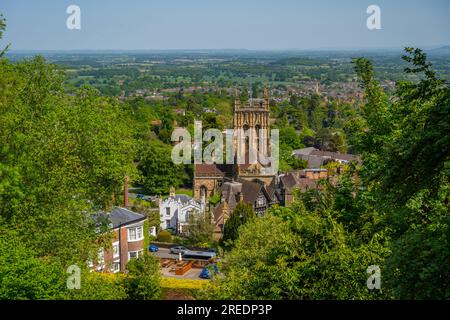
[430,45,450,55]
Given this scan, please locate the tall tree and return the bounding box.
[185,212,214,246]
[222,202,255,245]
[354,48,450,299]
[0,14,10,56]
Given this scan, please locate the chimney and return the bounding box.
[124,176,129,208]
[169,186,175,197]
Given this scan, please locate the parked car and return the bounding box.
[170,246,188,254]
[200,264,219,279]
[148,244,159,252]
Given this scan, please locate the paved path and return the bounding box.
[152,247,180,260]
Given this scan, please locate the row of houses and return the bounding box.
[155,147,359,239]
[87,147,358,274]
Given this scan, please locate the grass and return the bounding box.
[160,277,207,300]
[176,188,193,197]
[160,277,207,290]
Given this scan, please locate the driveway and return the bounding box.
[151,247,180,260]
[161,266,205,280]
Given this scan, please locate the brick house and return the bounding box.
[94,207,147,273]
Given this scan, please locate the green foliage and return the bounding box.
[222,202,255,246]
[139,139,186,195]
[67,272,127,300]
[0,227,66,299]
[143,219,150,251]
[205,211,389,299]
[208,192,221,206]
[208,48,450,299]
[185,212,214,246]
[0,14,9,56]
[157,230,172,243]
[279,126,303,150]
[353,48,450,299]
[279,143,308,172]
[204,214,299,299]
[315,128,348,153]
[0,54,137,299]
[125,254,161,300]
[0,14,5,39]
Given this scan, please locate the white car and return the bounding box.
[170,246,188,254]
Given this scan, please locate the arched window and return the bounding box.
[243,124,250,164]
[200,186,207,203]
[255,124,261,154]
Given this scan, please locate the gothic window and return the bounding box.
[255,124,261,153]
[200,186,207,203]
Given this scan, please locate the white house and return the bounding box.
[159,193,203,234]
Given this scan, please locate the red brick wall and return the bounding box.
[119,227,129,271]
[128,239,144,252]
[103,230,119,269]
[102,225,145,273]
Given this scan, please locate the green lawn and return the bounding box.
[176,188,193,197]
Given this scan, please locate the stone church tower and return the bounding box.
[233,88,275,186]
[193,88,276,204]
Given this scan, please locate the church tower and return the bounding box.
[233,88,275,186]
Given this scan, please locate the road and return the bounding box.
[151,247,180,260]
[151,247,217,260]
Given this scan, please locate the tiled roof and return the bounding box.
[280,173,299,189]
[240,180,264,204]
[280,172,319,193]
[194,164,233,177]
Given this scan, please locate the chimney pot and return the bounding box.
[124,176,129,207]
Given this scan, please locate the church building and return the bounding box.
[192,88,279,236]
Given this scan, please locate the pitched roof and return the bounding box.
[93,207,146,230]
[309,149,358,162]
[109,207,146,228]
[162,194,201,208]
[280,173,318,192]
[241,180,263,203]
[292,147,317,156]
[292,148,359,168]
[266,179,277,200]
[280,173,299,189]
[194,164,233,177]
[296,178,318,192]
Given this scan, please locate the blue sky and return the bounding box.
[1,0,449,50]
